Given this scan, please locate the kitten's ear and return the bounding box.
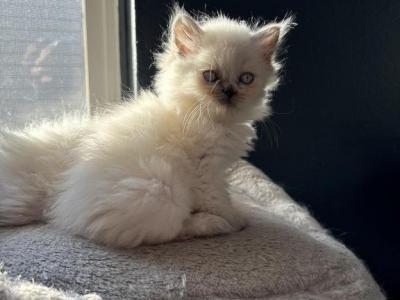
[254,17,295,62]
[171,9,203,56]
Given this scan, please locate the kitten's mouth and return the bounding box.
[218,95,236,106]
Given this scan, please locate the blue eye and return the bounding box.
[239,72,254,84]
[203,70,218,83]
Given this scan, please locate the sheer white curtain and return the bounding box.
[0,0,86,128]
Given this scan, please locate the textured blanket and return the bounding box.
[0,161,384,299]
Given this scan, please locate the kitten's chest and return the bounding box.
[182,124,255,166]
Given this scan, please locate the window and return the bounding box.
[0,0,132,128]
[0,0,87,128]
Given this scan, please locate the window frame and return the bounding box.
[118,0,137,99]
[83,0,124,113]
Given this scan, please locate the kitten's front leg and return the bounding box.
[206,194,248,232]
[195,182,248,232]
[177,200,247,241]
[177,212,235,240]
[187,152,248,237]
[177,186,247,240]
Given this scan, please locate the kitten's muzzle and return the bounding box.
[222,85,237,100]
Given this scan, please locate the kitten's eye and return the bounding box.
[239,72,254,85]
[203,70,218,83]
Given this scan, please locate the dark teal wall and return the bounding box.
[135,1,400,297]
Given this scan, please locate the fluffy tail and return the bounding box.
[0,119,84,226]
[0,130,49,225]
[0,193,46,226]
[0,157,48,225]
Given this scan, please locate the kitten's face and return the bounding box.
[191,34,273,121]
[156,10,293,123]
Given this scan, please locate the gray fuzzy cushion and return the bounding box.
[0,161,384,299]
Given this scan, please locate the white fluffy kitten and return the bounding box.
[0,8,293,248]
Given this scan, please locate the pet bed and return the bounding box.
[0,161,384,299]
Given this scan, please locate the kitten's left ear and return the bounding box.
[254,16,295,62]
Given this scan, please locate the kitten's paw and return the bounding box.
[224,210,248,231]
[211,206,248,232]
[178,212,235,240]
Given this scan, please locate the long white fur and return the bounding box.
[0,8,293,248]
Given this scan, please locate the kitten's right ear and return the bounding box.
[171,8,203,56]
